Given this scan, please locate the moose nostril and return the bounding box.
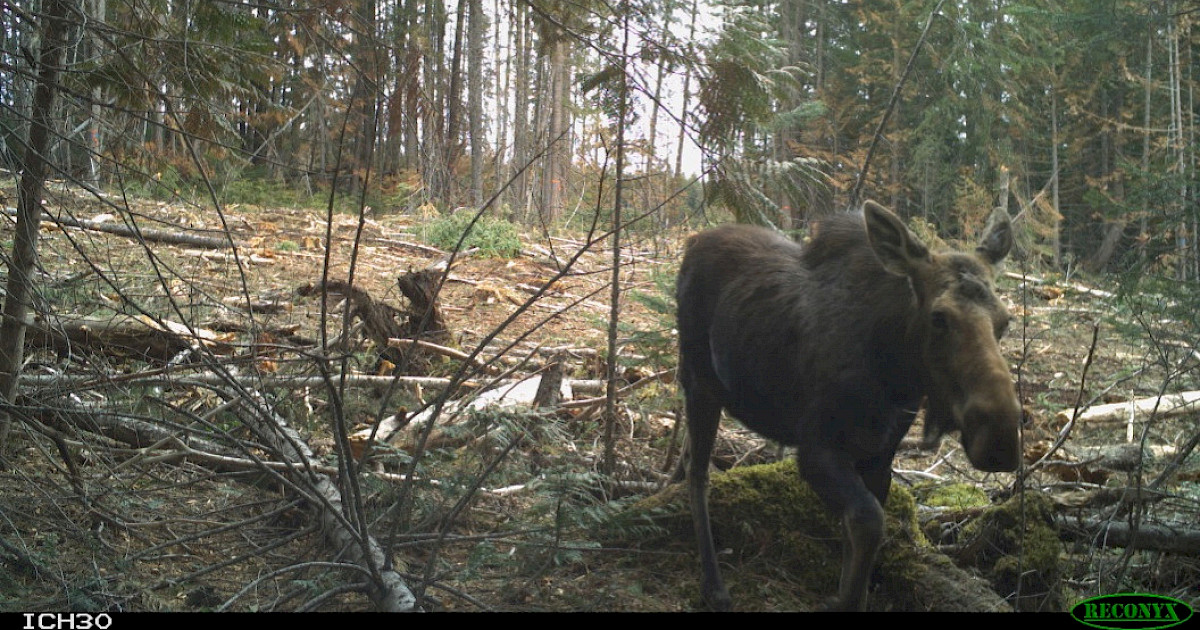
[963,400,1022,472]
[965,430,1020,472]
[979,446,1020,472]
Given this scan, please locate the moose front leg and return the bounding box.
[798,449,885,612]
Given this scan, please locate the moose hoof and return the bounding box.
[818,595,868,612]
[703,587,732,611]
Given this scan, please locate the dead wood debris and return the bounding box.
[1056,391,1200,425]
[3,206,235,249]
[221,389,419,612]
[1057,515,1200,555]
[1003,271,1116,300]
[298,270,451,373]
[24,313,232,362]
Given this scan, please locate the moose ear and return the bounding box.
[976,208,1013,265]
[864,200,930,277]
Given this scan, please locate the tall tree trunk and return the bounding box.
[603,8,631,477]
[348,0,380,196]
[647,0,674,171]
[401,0,421,171]
[384,1,411,175]
[492,0,507,199]
[445,0,468,190]
[674,0,699,179]
[1051,82,1062,268]
[541,37,570,223]
[887,0,904,213]
[423,0,450,206]
[1087,91,1127,273]
[1169,12,1189,281]
[770,0,794,228]
[0,0,72,450]
[86,0,105,184]
[467,0,485,207]
[510,0,531,221]
[1188,18,1198,282]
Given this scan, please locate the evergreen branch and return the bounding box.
[850,0,947,209]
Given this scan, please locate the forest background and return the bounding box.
[4,0,1196,272]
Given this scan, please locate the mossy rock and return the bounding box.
[614,460,1012,611]
[957,492,1063,611]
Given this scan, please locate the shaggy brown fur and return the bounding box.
[676,201,1021,611]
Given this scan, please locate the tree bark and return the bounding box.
[0,0,72,450]
[445,0,468,182]
[541,37,570,223]
[349,0,380,196]
[422,0,450,206]
[603,10,630,476]
[674,0,699,179]
[467,0,486,207]
[510,0,531,221]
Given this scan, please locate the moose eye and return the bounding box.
[931,310,950,330]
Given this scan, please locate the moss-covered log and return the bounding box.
[617,460,1013,612]
[957,492,1063,612]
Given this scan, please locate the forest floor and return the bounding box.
[1,186,1199,612]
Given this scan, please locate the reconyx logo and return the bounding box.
[1071,594,1193,630]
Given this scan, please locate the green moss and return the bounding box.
[916,482,991,510]
[614,460,951,610]
[914,482,994,544]
[882,479,923,542]
[706,460,842,588]
[958,492,1062,611]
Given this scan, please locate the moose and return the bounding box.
[676,200,1022,611]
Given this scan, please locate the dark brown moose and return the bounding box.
[676,201,1022,611]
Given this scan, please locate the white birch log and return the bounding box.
[1056,391,1200,425]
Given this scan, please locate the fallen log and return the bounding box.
[20,370,607,397]
[229,389,419,612]
[628,460,1013,611]
[352,372,575,453]
[26,395,239,459]
[25,313,232,362]
[1056,391,1200,425]
[1004,271,1115,299]
[387,337,501,375]
[4,206,234,249]
[1057,515,1200,555]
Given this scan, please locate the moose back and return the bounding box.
[675,201,1022,611]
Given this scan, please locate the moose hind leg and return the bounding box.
[684,387,730,611]
[798,450,885,612]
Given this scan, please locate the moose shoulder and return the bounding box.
[675,201,1022,611]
